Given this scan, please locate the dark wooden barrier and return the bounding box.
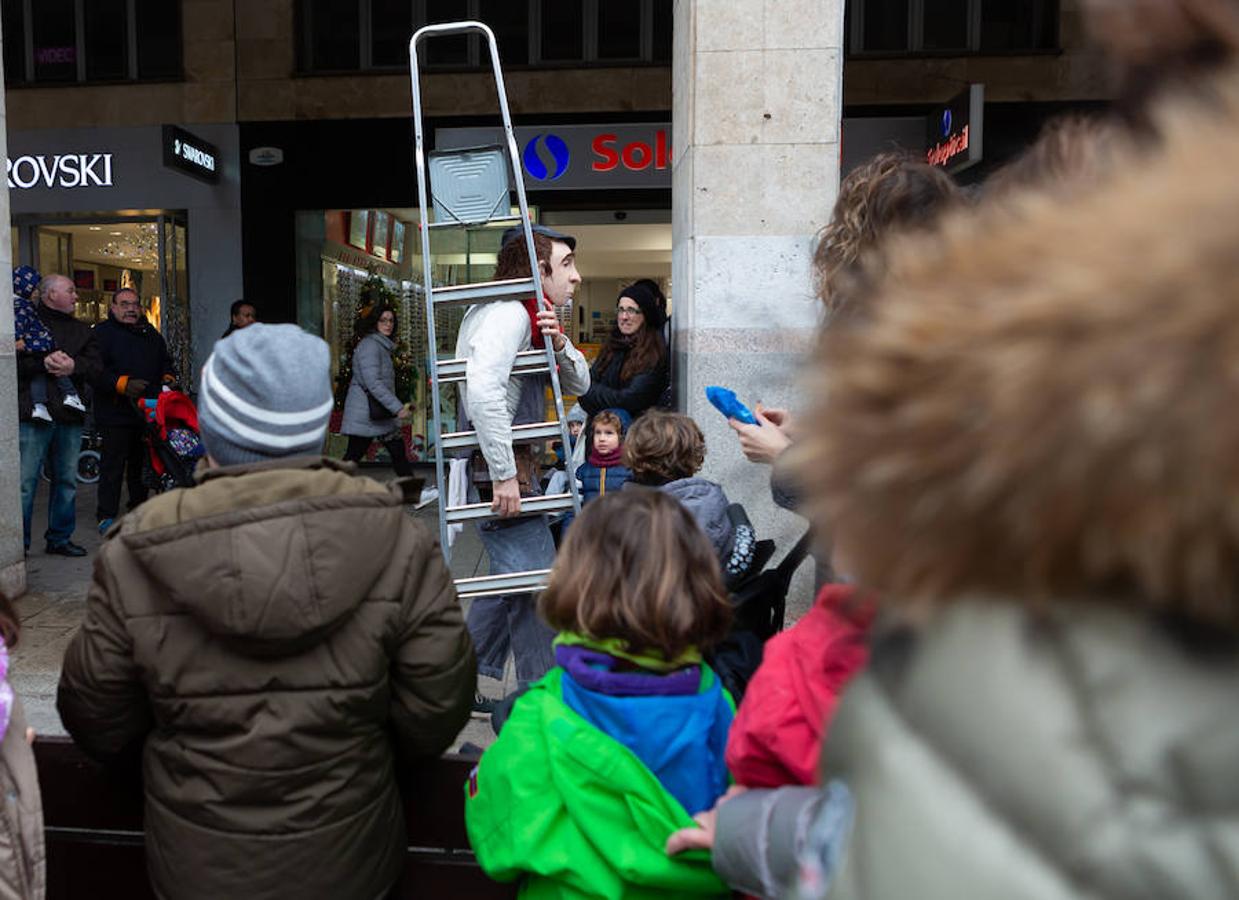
[34,737,517,899]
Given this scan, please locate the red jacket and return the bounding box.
[726,584,874,787]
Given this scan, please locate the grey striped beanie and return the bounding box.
[198,323,334,467]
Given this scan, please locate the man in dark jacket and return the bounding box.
[91,288,176,532]
[57,323,476,900]
[16,273,102,557]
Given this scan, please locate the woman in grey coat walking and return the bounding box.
[341,304,413,477]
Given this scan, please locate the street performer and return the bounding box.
[456,224,590,713]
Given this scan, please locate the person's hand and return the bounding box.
[537,299,566,353]
[14,338,24,352]
[396,403,411,421]
[123,377,150,399]
[665,785,749,855]
[491,476,522,517]
[24,727,34,746]
[757,405,794,433]
[44,351,75,377]
[729,403,793,465]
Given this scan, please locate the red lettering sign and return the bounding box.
[926,125,969,167]
[592,134,620,172]
[592,130,673,172]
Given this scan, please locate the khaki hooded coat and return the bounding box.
[57,458,475,900]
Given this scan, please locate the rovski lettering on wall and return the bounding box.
[6,154,114,189]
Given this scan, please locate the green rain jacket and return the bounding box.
[464,668,730,899]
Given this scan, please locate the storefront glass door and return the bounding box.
[157,214,192,383]
[15,212,193,380]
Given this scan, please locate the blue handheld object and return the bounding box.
[705,386,760,426]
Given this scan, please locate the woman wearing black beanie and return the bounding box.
[578,278,669,419]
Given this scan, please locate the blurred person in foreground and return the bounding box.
[0,591,44,899]
[680,64,1239,900]
[57,323,475,900]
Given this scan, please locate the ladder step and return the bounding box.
[429,277,537,307]
[440,420,564,452]
[426,214,524,231]
[445,493,576,524]
[436,349,549,384]
[455,569,552,600]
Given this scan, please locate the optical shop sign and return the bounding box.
[436,123,672,190]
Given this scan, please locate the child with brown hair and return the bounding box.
[465,489,735,898]
[624,409,758,586]
[578,407,633,503]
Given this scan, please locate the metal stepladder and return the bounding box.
[409,21,583,601]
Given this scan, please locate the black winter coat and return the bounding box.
[91,315,177,426]
[15,305,101,424]
[578,340,668,418]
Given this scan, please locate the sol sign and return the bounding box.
[6,153,114,189]
[437,123,673,191]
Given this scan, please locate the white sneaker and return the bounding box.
[31,403,52,422]
[62,394,86,412]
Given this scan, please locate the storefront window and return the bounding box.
[134,0,182,79]
[1,0,181,84]
[425,0,471,66]
[296,208,523,463]
[304,0,362,71]
[597,0,642,60]
[371,0,415,67]
[848,0,1059,56]
[539,0,584,61]
[15,216,194,381]
[297,0,667,72]
[32,0,78,82]
[85,0,129,80]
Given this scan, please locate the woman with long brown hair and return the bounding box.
[578,278,669,420]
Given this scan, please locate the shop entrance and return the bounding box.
[12,212,192,380]
[293,207,670,463]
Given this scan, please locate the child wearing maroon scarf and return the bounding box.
[579,408,632,504]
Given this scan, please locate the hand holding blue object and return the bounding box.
[705,386,760,426]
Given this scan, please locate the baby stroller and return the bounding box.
[138,390,204,493]
[708,511,814,703]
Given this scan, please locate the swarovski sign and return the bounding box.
[6,153,114,189]
[162,124,220,184]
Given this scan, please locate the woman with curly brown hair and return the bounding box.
[731,152,962,471]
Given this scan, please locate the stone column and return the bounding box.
[672,0,843,611]
[0,15,25,598]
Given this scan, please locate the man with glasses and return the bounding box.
[92,288,177,533]
[17,273,102,557]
